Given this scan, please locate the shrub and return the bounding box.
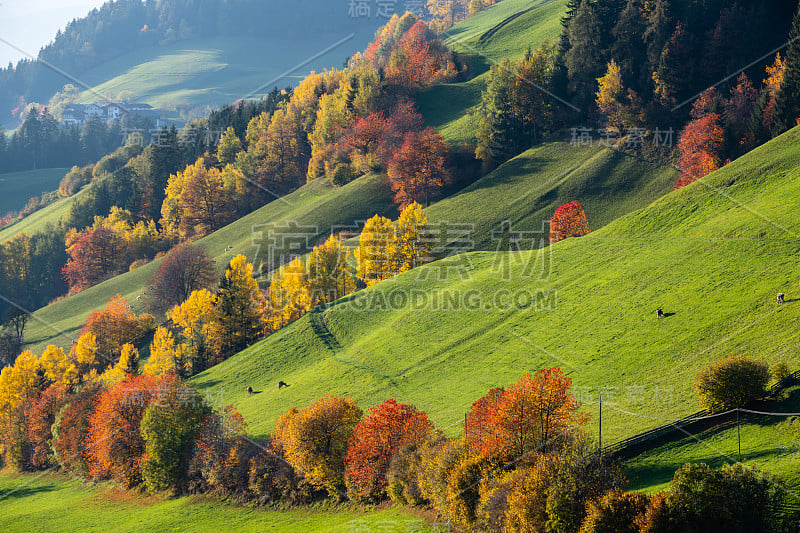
[345,399,436,502]
[772,362,791,383]
[0,401,31,471]
[417,437,464,515]
[475,469,519,533]
[446,452,491,527]
[140,383,211,493]
[248,441,321,505]
[279,396,362,497]
[579,489,649,533]
[387,442,425,505]
[505,454,564,532]
[694,356,770,412]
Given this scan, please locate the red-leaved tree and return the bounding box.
[86,373,177,488]
[549,201,591,244]
[675,113,724,190]
[344,399,436,501]
[25,385,69,470]
[52,383,103,476]
[62,226,122,293]
[387,128,451,209]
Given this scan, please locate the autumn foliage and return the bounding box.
[466,369,588,462]
[675,112,725,190]
[549,201,591,244]
[387,128,451,208]
[80,293,154,368]
[345,399,436,501]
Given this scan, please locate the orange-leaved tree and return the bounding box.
[345,399,436,502]
[80,293,154,369]
[466,369,588,462]
[86,373,177,488]
[387,128,451,209]
[549,201,591,244]
[277,396,363,496]
[675,112,724,190]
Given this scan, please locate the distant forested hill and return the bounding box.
[0,0,382,124]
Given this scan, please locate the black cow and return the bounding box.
[777,293,785,304]
[278,381,289,389]
[656,308,664,319]
[247,386,253,396]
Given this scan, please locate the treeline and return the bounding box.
[0,108,130,173]
[0,358,793,532]
[475,0,800,186]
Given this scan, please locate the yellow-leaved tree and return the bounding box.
[307,235,356,307]
[69,332,103,382]
[102,343,140,384]
[0,350,44,417]
[356,214,397,286]
[596,59,625,132]
[169,288,216,376]
[144,327,182,376]
[389,202,432,274]
[267,256,310,331]
[39,344,79,387]
[208,255,266,360]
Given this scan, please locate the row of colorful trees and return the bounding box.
[2,362,791,531]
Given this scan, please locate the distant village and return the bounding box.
[61,102,165,127]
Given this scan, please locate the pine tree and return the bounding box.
[611,0,647,87]
[774,2,800,133]
[209,255,264,359]
[564,0,605,112]
[643,0,672,79]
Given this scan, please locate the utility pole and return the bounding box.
[737,405,741,463]
[599,395,603,455]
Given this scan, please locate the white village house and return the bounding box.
[61,102,165,126]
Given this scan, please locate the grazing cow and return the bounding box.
[777,293,785,304]
[247,386,253,396]
[278,381,289,389]
[656,308,664,319]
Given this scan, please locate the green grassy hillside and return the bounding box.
[74,33,377,119]
[23,174,396,354]
[418,0,568,144]
[0,473,432,533]
[22,140,674,355]
[625,386,800,494]
[0,168,67,215]
[190,127,800,455]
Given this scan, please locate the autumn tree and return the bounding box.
[102,343,140,384]
[208,255,265,360]
[467,369,588,463]
[80,293,154,368]
[143,327,182,376]
[146,242,217,315]
[168,289,216,375]
[52,383,102,476]
[306,235,357,307]
[345,399,436,502]
[580,490,649,533]
[596,60,626,131]
[277,396,363,496]
[389,202,432,273]
[549,201,591,244]
[217,126,243,166]
[675,112,724,189]
[388,128,451,208]
[694,356,769,412]
[140,381,211,493]
[356,215,397,286]
[62,226,121,292]
[86,373,175,488]
[25,384,69,470]
[267,257,310,331]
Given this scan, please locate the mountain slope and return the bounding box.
[191,127,800,449]
[0,168,66,215]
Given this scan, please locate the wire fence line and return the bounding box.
[600,370,800,458]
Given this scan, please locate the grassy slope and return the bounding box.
[0,168,67,215]
[75,33,376,117]
[23,174,396,354]
[625,386,800,494]
[0,473,432,533]
[191,127,800,452]
[418,0,568,144]
[0,186,84,244]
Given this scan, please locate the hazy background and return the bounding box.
[0,0,106,66]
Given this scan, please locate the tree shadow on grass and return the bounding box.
[0,484,59,502]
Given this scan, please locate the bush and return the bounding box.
[694,356,770,412]
[772,362,791,383]
[417,437,464,515]
[330,162,355,186]
[278,396,362,497]
[475,469,519,533]
[387,442,425,505]
[445,452,491,528]
[505,454,564,532]
[248,441,322,505]
[140,383,211,493]
[579,489,649,533]
[657,463,795,533]
[0,401,31,471]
